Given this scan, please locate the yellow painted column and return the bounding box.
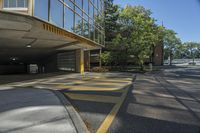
[76,49,85,75]
[80,49,84,75]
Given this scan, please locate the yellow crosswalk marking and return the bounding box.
[96,85,131,133]
[92,79,131,83]
[41,81,127,86]
[58,85,125,92]
[65,93,121,103]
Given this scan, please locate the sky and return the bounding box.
[114,0,200,43]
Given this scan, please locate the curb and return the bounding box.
[52,90,90,133]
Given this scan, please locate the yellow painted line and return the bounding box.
[96,85,131,133]
[92,79,131,83]
[57,85,125,92]
[65,93,121,103]
[41,81,126,86]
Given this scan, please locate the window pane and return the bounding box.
[75,7,82,16]
[4,0,9,7]
[75,0,82,9]
[64,0,74,10]
[83,0,88,14]
[90,25,94,41]
[94,0,97,8]
[74,15,82,35]
[95,28,98,43]
[64,7,74,32]
[34,0,48,21]
[83,20,89,38]
[51,0,64,27]
[9,0,17,7]
[17,0,25,7]
[89,2,93,18]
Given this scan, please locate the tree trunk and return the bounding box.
[193,57,195,64]
[169,51,173,66]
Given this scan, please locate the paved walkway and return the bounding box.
[0,88,88,133]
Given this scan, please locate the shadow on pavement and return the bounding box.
[108,87,200,133]
[0,88,77,133]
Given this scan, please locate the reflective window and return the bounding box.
[74,14,82,35]
[64,0,74,9]
[90,25,94,41]
[83,20,89,38]
[34,0,48,21]
[33,0,104,45]
[4,0,28,8]
[64,7,74,32]
[75,0,82,9]
[83,0,88,14]
[89,2,93,19]
[51,0,64,27]
[95,28,99,43]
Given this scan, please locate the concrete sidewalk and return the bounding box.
[0,88,89,133]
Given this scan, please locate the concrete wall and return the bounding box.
[42,54,58,73]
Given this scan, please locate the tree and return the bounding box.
[184,42,200,63]
[118,5,163,70]
[100,51,112,66]
[104,0,120,44]
[163,29,181,65]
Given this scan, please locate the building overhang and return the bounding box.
[0,11,102,63]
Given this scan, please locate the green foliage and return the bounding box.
[183,42,200,61]
[118,5,163,70]
[103,5,165,70]
[104,0,120,42]
[100,51,112,65]
[163,29,181,65]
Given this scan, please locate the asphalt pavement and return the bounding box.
[108,66,200,133]
[0,69,199,133]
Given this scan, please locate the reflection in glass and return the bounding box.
[33,0,104,45]
[83,0,89,14]
[64,0,74,9]
[83,19,89,38]
[95,28,99,43]
[90,25,94,41]
[34,0,48,21]
[4,0,28,8]
[64,7,74,32]
[89,2,93,19]
[51,0,64,27]
[74,15,82,35]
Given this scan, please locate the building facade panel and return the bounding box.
[33,0,105,46]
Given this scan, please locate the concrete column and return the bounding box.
[28,0,34,16]
[0,0,3,10]
[76,49,84,74]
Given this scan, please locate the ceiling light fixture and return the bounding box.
[26,44,32,48]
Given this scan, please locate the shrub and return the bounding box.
[90,67,109,73]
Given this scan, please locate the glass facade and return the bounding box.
[34,0,105,46]
[3,0,28,8]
